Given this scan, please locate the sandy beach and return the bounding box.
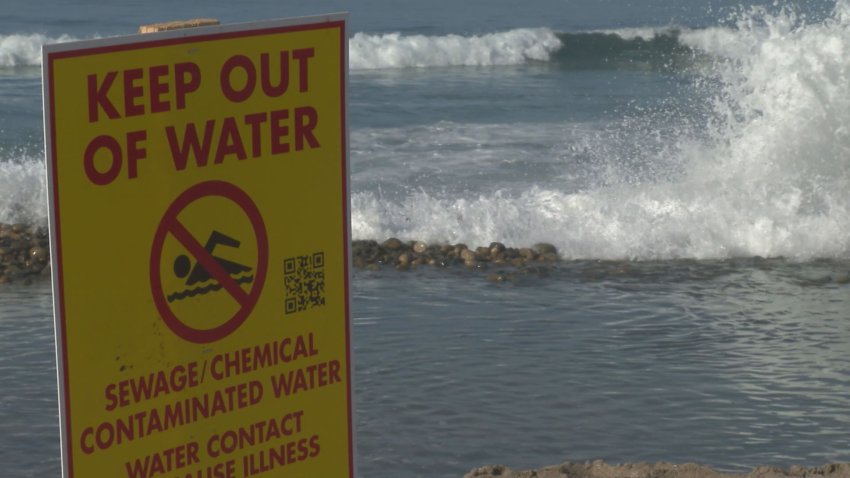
[465,461,850,478]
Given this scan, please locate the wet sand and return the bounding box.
[465,462,850,478]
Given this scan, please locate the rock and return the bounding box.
[0,229,571,285]
[489,242,506,256]
[352,240,381,264]
[538,252,558,263]
[532,242,557,256]
[0,223,51,285]
[460,248,477,262]
[381,237,404,250]
[466,460,850,478]
[502,247,519,260]
[475,246,491,260]
[29,246,48,263]
[518,248,537,260]
[412,241,428,254]
[464,465,512,478]
[344,238,562,277]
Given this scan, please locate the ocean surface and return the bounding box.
[2,0,850,477]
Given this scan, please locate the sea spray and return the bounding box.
[351,5,850,260]
[3,6,850,262]
[0,154,47,225]
[349,28,562,69]
[0,34,77,68]
[683,3,850,258]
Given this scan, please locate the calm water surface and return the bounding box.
[2,259,849,477]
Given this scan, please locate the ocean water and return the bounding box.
[2,0,850,477]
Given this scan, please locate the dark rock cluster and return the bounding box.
[0,222,564,286]
[352,238,560,280]
[465,461,850,478]
[0,223,50,284]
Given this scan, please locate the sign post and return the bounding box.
[43,14,353,478]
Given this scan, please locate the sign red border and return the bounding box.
[149,180,269,343]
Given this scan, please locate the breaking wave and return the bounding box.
[349,28,562,69]
[351,4,850,260]
[0,34,78,67]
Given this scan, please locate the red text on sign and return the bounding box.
[206,410,304,458]
[123,440,199,478]
[104,360,203,411]
[81,380,263,455]
[83,130,147,185]
[211,333,318,381]
[180,460,237,478]
[270,359,341,397]
[87,62,201,122]
[165,107,319,171]
[219,49,314,103]
[242,436,320,476]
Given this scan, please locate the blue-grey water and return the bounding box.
[2,0,850,477]
[4,262,850,477]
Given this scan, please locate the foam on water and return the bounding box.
[352,4,850,260]
[592,26,680,41]
[4,5,850,260]
[0,34,77,68]
[349,28,562,69]
[0,153,46,225]
[0,27,685,72]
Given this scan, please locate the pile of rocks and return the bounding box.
[0,223,565,285]
[465,461,850,478]
[352,238,560,272]
[0,223,50,284]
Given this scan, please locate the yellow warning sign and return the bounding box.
[43,14,352,478]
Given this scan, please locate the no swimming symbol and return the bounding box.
[149,181,269,344]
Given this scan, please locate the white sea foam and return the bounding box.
[351,5,850,260]
[5,5,850,260]
[349,28,562,70]
[0,34,78,67]
[591,26,678,41]
[0,154,46,225]
[3,29,560,70]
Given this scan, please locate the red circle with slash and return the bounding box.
[150,180,268,343]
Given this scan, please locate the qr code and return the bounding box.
[284,252,326,314]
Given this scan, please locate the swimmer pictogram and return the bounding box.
[168,230,254,302]
[150,180,268,344]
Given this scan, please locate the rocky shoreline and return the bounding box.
[465,461,850,478]
[352,238,561,281]
[0,223,50,285]
[0,222,564,284]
